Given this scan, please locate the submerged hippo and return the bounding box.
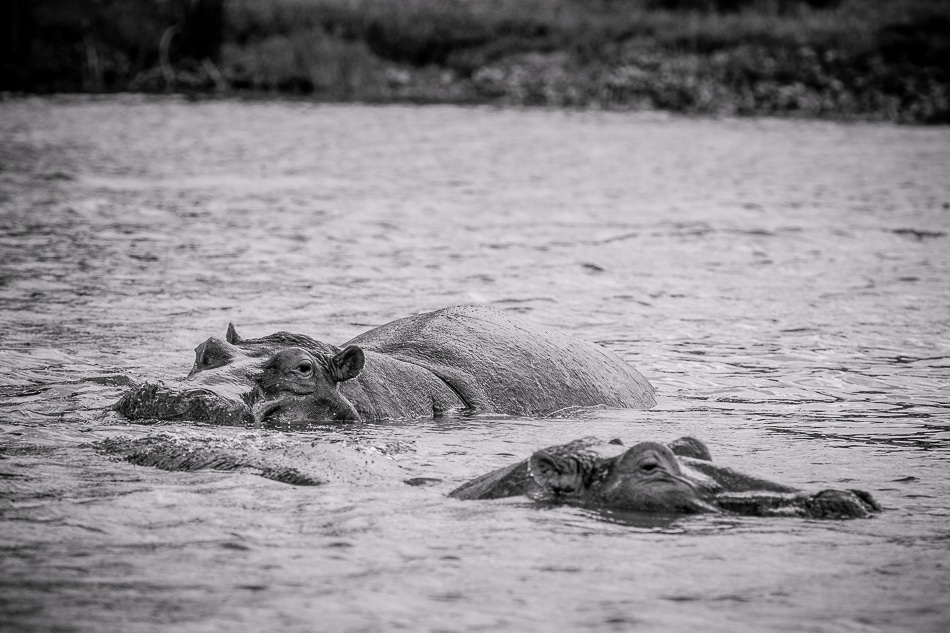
[450,436,881,519]
[116,305,655,425]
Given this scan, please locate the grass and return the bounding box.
[4,0,949,122]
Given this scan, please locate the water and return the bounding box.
[1,96,949,633]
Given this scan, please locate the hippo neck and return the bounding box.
[339,350,468,420]
[678,456,800,495]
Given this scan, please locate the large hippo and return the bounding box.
[450,436,881,520]
[116,305,655,425]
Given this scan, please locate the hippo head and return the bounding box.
[527,441,717,513]
[115,325,338,425]
[252,346,366,424]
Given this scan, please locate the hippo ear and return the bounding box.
[528,450,585,496]
[226,323,243,345]
[667,436,712,462]
[329,345,364,383]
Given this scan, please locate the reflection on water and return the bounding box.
[578,507,695,532]
[1,97,949,632]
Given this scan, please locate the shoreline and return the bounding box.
[4,91,945,129]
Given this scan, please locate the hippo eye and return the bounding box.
[639,459,659,473]
[296,362,313,374]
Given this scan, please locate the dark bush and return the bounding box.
[2,0,946,122]
[878,8,950,73]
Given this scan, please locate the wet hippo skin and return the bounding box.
[116,305,655,424]
[450,436,881,520]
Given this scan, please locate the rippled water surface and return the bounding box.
[1,96,949,633]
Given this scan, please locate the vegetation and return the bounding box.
[2,0,948,122]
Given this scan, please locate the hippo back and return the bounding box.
[347,306,655,415]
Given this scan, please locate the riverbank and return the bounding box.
[5,0,948,122]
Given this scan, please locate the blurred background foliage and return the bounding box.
[1,0,948,121]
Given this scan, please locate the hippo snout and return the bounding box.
[115,382,254,426]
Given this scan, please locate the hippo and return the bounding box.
[116,305,655,425]
[449,436,881,519]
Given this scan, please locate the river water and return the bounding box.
[1,96,948,633]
